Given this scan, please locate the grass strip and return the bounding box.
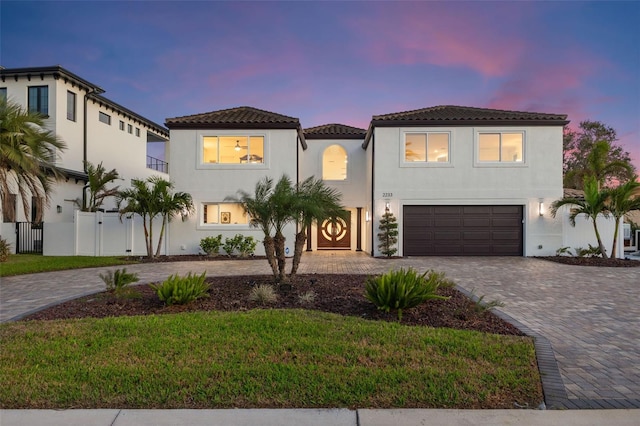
[0,309,541,409]
[0,254,136,277]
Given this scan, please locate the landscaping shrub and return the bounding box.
[248,284,278,305]
[575,244,602,258]
[223,234,244,257]
[298,290,316,304]
[237,236,257,257]
[222,234,257,257]
[365,267,450,321]
[99,268,140,297]
[151,272,209,305]
[0,237,11,262]
[200,235,223,256]
[468,288,505,313]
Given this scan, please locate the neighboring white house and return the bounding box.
[0,66,169,253]
[166,105,577,257]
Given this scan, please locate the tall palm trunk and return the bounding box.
[274,232,287,283]
[610,219,621,259]
[262,235,279,279]
[591,221,609,259]
[154,215,167,257]
[142,214,154,258]
[290,230,307,277]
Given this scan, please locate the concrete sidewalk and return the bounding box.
[2,408,640,425]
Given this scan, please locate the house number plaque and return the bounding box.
[382,192,393,198]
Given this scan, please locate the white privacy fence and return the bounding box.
[42,211,167,257]
[561,210,624,259]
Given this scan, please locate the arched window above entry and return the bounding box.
[322,144,348,180]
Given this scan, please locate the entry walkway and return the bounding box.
[1,252,639,409]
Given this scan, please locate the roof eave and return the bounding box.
[369,118,570,127]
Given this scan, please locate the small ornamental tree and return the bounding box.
[378,209,398,257]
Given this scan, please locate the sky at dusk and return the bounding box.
[1,1,639,171]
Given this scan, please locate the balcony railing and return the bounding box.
[147,155,168,174]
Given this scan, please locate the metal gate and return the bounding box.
[16,222,44,254]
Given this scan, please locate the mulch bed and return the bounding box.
[23,274,524,336]
[538,256,640,267]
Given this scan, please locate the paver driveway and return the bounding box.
[1,253,639,408]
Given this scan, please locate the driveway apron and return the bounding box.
[1,253,639,408]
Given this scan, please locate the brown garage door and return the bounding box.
[403,205,523,256]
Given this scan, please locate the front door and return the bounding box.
[317,217,351,249]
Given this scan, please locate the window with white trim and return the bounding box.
[202,202,249,225]
[404,132,450,163]
[0,88,7,102]
[203,136,264,164]
[478,133,524,162]
[119,120,125,131]
[322,144,348,180]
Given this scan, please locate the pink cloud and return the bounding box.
[349,3,530,77]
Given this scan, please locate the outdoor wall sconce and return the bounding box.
[365,210,370,222]
[385,202,390,212]
[538,201,544,217]
[56,205,62,214]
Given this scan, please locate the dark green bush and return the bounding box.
[365,267,449,321]
[200,235,223,256]
[151,272,209,306]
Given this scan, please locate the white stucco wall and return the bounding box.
[167,128,301,255]
[370,125,564,257]
[561,210,624,259]
[0,72,168,227]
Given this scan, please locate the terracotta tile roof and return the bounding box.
[304,123,366,140]
[371,105,569,125]
[363,105,569,148]
[165,106,301,130]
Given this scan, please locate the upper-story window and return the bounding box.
[135,128,140,137]
[119,120,125,131]
[478,133,524,163]
[99,112,111,125]
[203,136,264,164]
[405,132,450,163]
[28,86,48,116]
[127,124,133,134]
[0,88,7,102]
[66,91,76,121]
[322,144,348,180]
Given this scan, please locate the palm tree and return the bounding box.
[605,179,640,258]
[227,176,280,279]
[551,176,610,258]
[78,161,121,212]
[269,176,296,283]
[117,176,161,258]
[153,179,193,257]
[0,99,66,222]
[289,177,347,277]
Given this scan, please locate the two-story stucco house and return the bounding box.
[166,105,569,258]
[0,66,169,252]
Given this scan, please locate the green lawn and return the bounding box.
[0,254,137,277]
[0,309,542,409]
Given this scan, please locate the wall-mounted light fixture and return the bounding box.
[56,205,62,214]
[538,200,544,217]
[365,210,370,222]
[385,202,390,212]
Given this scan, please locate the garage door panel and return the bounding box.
[403,205,523,256]
[464,217,491,227]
